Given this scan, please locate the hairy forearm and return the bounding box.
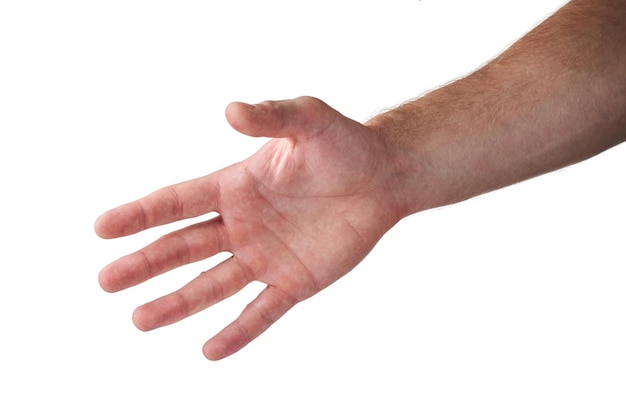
[368,0,626,216]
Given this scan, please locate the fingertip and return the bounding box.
[225,98,299,139]
[95,208,132,239]
[202,340,228,361]
[98,258,140,293]
[132,306,153,332]
[98,265,119,293]
[225,101,258,136]
[225,101,255,115]
[94,212,112,239]
[202,322,252,361]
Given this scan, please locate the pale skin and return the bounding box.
[96,0,626,360]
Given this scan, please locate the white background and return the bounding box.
[1,1,624,415]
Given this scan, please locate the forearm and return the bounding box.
[368,0,626,216]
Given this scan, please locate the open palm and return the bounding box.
[96,97,404,360]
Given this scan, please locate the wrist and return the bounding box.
[366,110,436,219]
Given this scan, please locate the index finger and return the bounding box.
[95,173,221,239]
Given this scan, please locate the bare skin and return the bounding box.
[96,97,407,360]
[96,0,626,360]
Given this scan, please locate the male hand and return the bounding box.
[95,97,406,360]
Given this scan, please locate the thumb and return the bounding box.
[225,96,338,140]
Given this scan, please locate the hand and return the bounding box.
[95,97,406,360]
